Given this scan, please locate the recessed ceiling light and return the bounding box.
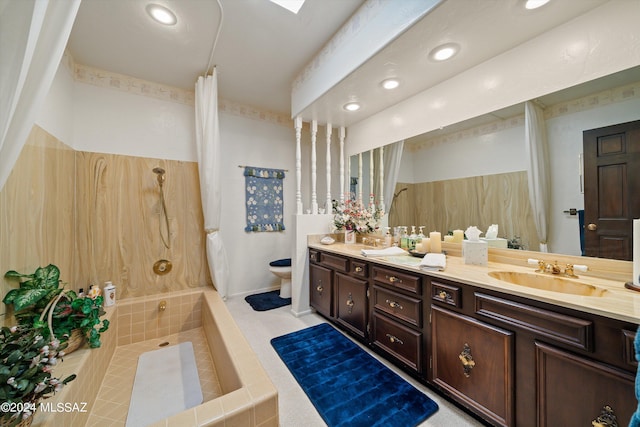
[146,4,177,25]
[343,102,361,112]
[429,43,460,61]
[381,78,400,90]
[525,0,551,10]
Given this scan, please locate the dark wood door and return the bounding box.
[334,272,368,338]
[430,305,515,427]
[583,120,640,260]
[536,341,635,427]
[309,264,332,318]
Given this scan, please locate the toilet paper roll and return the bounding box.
[634,219,640,285]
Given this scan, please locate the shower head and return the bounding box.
[153,167,166,185]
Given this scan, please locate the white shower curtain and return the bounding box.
[524,101,550,252]
[195,71,230,298]
[0,0,80,191]
[373,140,404,214]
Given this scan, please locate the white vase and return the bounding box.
[344,229,356,244]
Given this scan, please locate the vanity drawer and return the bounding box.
[320,252,349,272]
[349,260,368,278]
[431,280,462,308]
[373,285,422,328]
[475,293,593,352]
[372,267,421,295]
[623,329,638,367]
[372,312,422,373]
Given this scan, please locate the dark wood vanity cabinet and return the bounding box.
[428,276,638,427]
[370,266,425,375]
[309,248,639,427]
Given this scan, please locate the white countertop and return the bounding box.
[309,241,640,325]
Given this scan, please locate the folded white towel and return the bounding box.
[361,246,407,257]
[420,253,446,271]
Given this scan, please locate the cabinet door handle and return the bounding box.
[385,299,403,310]
[386,275,402,283]
[591,405,619,427]
[354,266,363,272]
[316,281,323,293]
[386,333,404,345]
[346,293,355,313]
[459,343,475,377]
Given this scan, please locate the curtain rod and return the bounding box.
[238,165,289,172]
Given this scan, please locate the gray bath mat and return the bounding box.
[126,342,203,426]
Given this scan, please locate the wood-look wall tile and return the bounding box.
[389,172,539,249]
[1,125,211,320]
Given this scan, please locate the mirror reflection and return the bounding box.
[352,66,640,260]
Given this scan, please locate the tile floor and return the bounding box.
[224,295,486,427]
[87,328,221,426]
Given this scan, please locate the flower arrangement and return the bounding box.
[332,198,384,234]
[0,325,76,426]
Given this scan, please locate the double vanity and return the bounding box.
[307,237,639,427]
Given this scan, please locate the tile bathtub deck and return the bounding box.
[86,327,221,426]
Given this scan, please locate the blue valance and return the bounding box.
[244,166,285,232]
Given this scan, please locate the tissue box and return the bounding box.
[481,237,508,249]
[463,240,488,266]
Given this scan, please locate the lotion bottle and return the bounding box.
[103,281,116,307]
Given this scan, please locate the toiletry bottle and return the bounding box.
[408,226,417,250]
[78,288,85,298]
[400,226,409,250]
[384,227,392,248]
[418,226,425,244]
[103,281,116,307]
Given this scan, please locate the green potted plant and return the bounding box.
[3,265,110,350]
[37,291,110,349]
[0,325,76,427]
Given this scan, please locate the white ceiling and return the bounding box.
[67,0,364,115]
[67,0,638,126]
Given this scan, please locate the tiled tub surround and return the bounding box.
[33,289,278,427]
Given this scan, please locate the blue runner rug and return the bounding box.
[271,323,438,427]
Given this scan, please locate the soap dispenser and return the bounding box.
[408,226,417,250]
[400,226,409,250]
[417,226,425,243]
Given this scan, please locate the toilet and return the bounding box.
[269,258,292,298]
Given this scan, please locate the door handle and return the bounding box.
[587,223,597,231]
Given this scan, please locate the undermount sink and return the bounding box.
[488,271,608,297]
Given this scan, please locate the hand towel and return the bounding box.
[361,246,407,257]
[420,253,446,271]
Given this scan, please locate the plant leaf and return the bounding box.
[11,288,52,312]
[2,288,20,305]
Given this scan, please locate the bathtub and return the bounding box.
[32,288,278,427]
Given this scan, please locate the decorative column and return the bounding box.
[339,127,345,205]
[358,152,363,205]
[369,149,374,209]
[311,120,318,214]
[326,124,332,212]
[294,116,303,215]
[379,145,385,212]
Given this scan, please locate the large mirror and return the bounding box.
[352,66,640,260]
